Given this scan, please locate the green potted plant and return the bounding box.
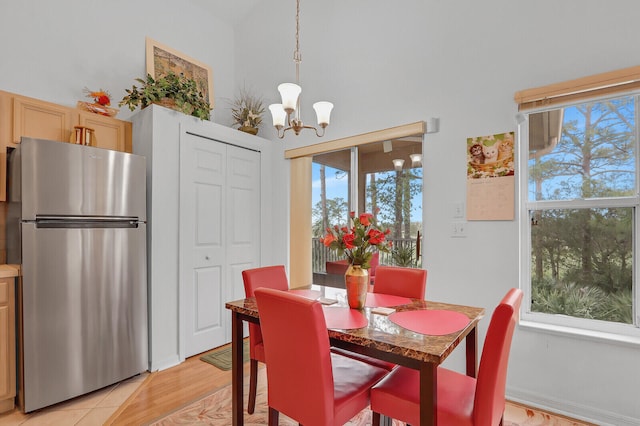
[391,244,416,267]
[230,88,264,135]
[119,72,212,120]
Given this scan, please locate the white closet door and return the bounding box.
[180,133,227,356]
[224,145,261,343]
[180,133,261,356]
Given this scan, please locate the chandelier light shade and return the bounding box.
[269,104,287,128]
[393,158,405,171]
[270,0,333,138]
[277,83,302,113]
[410,153,423,167]
[313,101,334,126]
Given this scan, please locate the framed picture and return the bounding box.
[145,37,214,107]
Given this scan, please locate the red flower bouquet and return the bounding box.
[321,211,392,269]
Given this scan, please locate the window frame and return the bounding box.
[286,122,425,287]
[517,92,640,339]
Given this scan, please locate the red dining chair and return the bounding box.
[333,265,427,371]
[370,288,523,426]
[241,265,289,414]
[373,265,427,299]
[254,287,389,426]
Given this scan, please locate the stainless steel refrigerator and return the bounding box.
[6,137,148,413]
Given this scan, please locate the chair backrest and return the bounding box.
[254,287,335,425]
[370,252,380,276]
[373,266,427,299]
[473,288,523,425]
[242,265,289,297]
[242,265,289,355]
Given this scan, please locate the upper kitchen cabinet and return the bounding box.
[0,90,132,201]
[0,90,131,152]
[10,94,73,144]
[77,110,131,152]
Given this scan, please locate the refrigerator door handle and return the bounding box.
[34,218,141,229]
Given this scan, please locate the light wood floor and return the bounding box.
[106,344,244,425]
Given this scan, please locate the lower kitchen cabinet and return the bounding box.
[0,276,16,413]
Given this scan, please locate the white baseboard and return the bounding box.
[149,354,181,372]
[507,386,639,426]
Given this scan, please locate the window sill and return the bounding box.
[519,320,640,348]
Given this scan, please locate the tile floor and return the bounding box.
[0,373,148,426]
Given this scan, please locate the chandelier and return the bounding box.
[269,0,334,138]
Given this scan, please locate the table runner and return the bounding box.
[389,309,470,335]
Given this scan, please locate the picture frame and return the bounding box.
[145,37,214,107]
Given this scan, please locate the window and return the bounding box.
[285,122,425,285]
[310,141,423,273]
[519,93,639,336]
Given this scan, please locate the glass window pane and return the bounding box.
[312,149,351,271]
[528,96,636,201]
[530,207,633,324]
[311,138,423,275]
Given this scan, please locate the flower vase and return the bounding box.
[344,264,369,309]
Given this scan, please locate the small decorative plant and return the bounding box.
[77,87,119,117]
[119,72,212,120]
[320,211,393,269]
[230,88,264,132]
[391,244,416,267]
[85,88,112,106]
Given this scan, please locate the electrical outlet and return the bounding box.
[451,221,467,238]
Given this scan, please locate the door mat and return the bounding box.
[199,340,250,371]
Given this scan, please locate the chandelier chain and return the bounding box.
[294,0,301,83]
[269,0,332,138]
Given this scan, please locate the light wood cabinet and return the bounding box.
[77,110,130,152]
[0,277,15,413]
[0,90,132,201]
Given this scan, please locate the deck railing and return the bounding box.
[312,237,421,272]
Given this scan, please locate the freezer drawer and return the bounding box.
[19,223,148,412]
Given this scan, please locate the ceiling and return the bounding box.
[313,137,423,174]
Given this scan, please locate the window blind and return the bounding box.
[515,65,640,111]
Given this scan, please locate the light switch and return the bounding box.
[452,202,465,218]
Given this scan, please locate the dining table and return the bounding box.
[225,285,485,426]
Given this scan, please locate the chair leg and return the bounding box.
[372,412,381,426]
[247,359,258,414]
[268,407,279,426]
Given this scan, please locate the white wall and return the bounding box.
[0,0,237,125]
[2,0,639,424]
[235,1,640,424]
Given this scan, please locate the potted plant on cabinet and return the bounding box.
[119,72,212,120]
[230,88,264,135]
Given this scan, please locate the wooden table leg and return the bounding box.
[231,312,244,426]
[420,362,437,426]
[465,326,478,378]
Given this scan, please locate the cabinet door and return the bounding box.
[0,278,15,409]
[12,96,73,145]
[78,111,130,153]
